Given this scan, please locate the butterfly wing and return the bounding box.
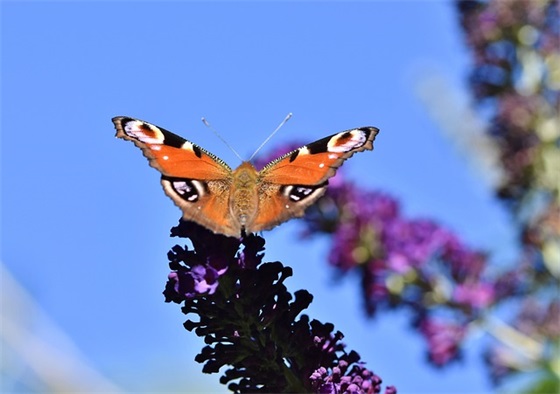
[113,116,232,179]
[113,117,241,237]
[250,127,379,232]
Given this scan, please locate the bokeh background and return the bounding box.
[2,1,558,393]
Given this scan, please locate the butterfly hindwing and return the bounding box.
[251,127,379,232]
[161,176,240,236]
[250,182,328,232]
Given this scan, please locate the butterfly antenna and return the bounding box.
[249,112,293,161]
[201,117,243,161]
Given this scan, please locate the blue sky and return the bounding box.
[2,2,516,393]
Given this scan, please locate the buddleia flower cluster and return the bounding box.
[301,178,506,367]
[163,220,396,394]
[457,0,559,389]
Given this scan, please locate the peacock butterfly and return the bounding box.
[113,117,379,237]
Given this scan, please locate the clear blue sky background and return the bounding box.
[2,2,516,393]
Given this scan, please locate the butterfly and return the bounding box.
[113,117,379,238]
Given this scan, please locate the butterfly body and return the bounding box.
[223,161,260,232]
[113,117,379,237]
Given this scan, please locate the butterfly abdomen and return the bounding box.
[230,162,260,232]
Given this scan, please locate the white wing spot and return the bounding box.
[285,204,290,209]
[328,130,366,153]
[319,163,325,168]
[124,121,163,144]
[163,155,169,160]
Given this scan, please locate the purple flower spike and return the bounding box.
[164,220,395,393]
[310,360,389,394]
[164,220,251,302]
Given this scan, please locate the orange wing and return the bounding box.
[258,127,379,185]
[113,116,231,180]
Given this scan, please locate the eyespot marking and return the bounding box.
[163,177,205,203]
[281,183,327,203]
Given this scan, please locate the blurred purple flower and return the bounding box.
[303,179,496,317]
[418,318,467,366]
[453,282,495,309]
[458,0,559,387]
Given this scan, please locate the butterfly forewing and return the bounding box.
[258,127,378,185]
[113,117,232,180]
